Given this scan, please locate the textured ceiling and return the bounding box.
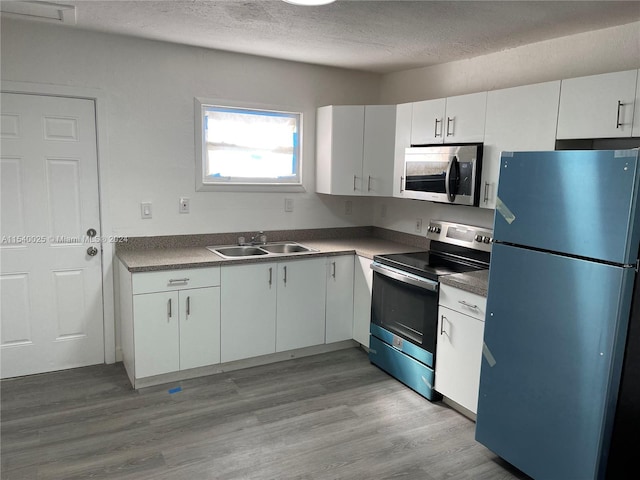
[33,1,640,73]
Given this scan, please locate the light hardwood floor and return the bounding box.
[1,347,530,479]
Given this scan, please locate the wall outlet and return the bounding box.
[141,202,152,219]
[345,200,353,215]
[179,197,190,214]
[284,198,294,212]
[415,218,423,233]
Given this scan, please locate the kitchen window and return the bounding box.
[196,100,303,191]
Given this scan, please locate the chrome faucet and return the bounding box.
[249,231,267,245]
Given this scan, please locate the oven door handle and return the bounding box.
[371,263,439,292]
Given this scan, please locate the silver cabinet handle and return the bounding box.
[434,118,442,137]
[186,296,191,317]
[331,261,336,278]
[616,100,624,128]
[367,175,372,192]
[400,176,404,193]
[446,117,454,136]
[283,266,287,285]
[483,182,490,204]
[168,298,172,320]
[458,300,478,309]
[268,267,273,287]
[440,315,447,335]
[353,175,357,191]
[169,278,189,285]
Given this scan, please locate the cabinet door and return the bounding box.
[353,256,373,347]
[443,92,487,143]
[179,287,220,370]
[481,81,561,209]
[316,105,364,195]
[633,69,640,138]
[411,98,446,144]
[557,70,637,139]
[362,105,396,196]
[276,258,327,352]
[133,291,179,378]
[325,255,355,343]
[435,306,485,414]
[220,263,277,363]
[393,102,413,198]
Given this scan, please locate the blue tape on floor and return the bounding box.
[168,386,182,394]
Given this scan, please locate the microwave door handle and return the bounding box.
[445,155,455,202]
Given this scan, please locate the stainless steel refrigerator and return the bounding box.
[475,149,640,479]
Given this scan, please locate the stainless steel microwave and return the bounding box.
[402,143,483,206]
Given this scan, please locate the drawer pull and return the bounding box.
[168,278,189,285]
[458,300,478,309]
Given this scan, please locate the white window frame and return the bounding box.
[195,98,305,192]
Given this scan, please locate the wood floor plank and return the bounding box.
[1,347,530,479]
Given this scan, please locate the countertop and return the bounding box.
[439,269,489,297]
[117,237,425,273]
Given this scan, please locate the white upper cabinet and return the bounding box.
[392,102,413,198]
[316,105,395,196]
[411,92,487,145]
[481,81,561,209]
[557,69,638,139]
[633,69,640,138]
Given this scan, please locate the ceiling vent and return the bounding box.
[0,1,76,24]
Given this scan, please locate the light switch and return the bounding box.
[284,198,294,212]
[141,202,152,219]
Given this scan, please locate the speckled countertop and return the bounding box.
[439,269,489,297]
[117,235,427,273]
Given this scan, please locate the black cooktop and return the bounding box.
[374,242,490,281]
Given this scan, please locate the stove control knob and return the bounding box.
[435,227,441,233]
[475,235,483,242]
[483,237,491,244]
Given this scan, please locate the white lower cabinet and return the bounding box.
[435,284,487,415]
[133,287,220,378]
[276,258,327,352]
[220,262,277,363]
[325,255,355,343]
[119,265,222,386]
[353,255,374,347]
[220,257,327,362]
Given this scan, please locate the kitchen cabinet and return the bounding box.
[325,255,355,343]
[633,69,640,138]
[353,255,374,347]
[411,92,486,145]
[220,262,277,363]
[481,80,561,209]
[316,105,396,196]
[120,266,221,385]
[392,102,413,198]
[276,257,327,352]
[557,69,638,139]
[221,257,327,362]
[435,283,486,415]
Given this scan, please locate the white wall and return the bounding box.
[380,22,640,104]
[1,18,382,238]
[374,21,640,235]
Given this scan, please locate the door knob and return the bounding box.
[86,228,97,237]
[87,246,98,256]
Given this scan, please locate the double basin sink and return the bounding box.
[207,242,317,259]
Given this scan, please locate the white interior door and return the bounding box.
[1,92,104,378]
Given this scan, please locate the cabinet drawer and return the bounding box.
[132,267,220,294]
[439,283,486,320]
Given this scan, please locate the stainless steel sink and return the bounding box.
[208,245,270,258]
[260,243,312,254]
[207,242,316,259]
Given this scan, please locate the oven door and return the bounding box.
[370,262,439,361]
